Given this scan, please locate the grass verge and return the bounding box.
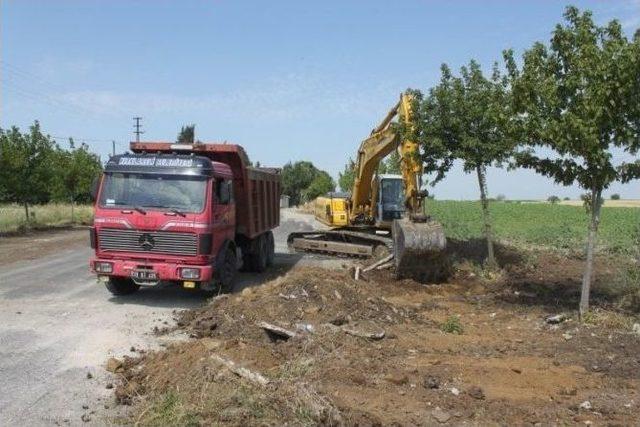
[0,203,93,234]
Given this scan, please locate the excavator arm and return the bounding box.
[350,92,425,223]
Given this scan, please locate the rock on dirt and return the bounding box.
[545,314,567,324]
[632,323,640,336]
[431,407,452,423]
[579,401,593,410]
[423,376,440,389]
[105,357,123,373]
[467,386,485,400]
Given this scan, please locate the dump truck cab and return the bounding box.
[90,142,280,296]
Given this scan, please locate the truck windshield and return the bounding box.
[99,173,207,213]
[381,179,405,205]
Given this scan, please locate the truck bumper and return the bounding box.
[90,258,214,282]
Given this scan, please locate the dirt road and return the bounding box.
[0,209,337,426]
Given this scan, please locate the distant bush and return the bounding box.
[563,197,570,201]
[611,194,621,200]
[547,195,560,204]
[496,194,506,201]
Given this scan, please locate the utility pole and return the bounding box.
[112,140,116,156]
[133,117,144,142]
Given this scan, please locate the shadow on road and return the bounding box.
[107,252,305,309]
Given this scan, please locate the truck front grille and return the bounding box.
[98,228,198,256]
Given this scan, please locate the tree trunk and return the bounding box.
[476,165,496,267]
[23,202,30,228]
[579,188,602,319]
[70,193,75,224]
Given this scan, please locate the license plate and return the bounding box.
[130,270,158,280]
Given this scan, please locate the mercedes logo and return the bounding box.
[138,233,155,251]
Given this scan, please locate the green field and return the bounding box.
[428,200,640,255]
[0,203,94,233]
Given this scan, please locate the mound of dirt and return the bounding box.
[114,266,640,426]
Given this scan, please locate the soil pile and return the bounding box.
[115,266,640,426]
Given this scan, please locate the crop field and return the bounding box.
[428,200,640,255]
[0,203,93,233]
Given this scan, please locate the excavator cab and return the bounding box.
[375,175,405,227]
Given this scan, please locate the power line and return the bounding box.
[0,60,132,119]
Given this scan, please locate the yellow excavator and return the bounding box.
[287,92,448,281]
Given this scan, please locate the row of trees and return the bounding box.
[281,161,335,206]
[0,122,103,222]
[399,7,639,316]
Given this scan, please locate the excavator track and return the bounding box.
[287,229,393,258]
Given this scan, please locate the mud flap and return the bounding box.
[392,218,448,283]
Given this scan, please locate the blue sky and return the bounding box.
[1,0,639,199]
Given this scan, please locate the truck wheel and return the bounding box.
[105,277,139,296]
[254,234,268,273]
[266,231,275,267]
[218,248,237,293]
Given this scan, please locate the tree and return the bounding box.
[415,61,516,266]
[610,194,621,200]
[50,139,103,220]
[281,161,333,206]
[177,124,195,144]
[505,6,640,316]
[338,158,356,192]
[378,150,402,175]
[302,170,335,201]
[547,195,560,204]
[0,122,55,223]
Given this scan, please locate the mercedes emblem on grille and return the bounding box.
[138,233,155,251]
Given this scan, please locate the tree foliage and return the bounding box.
[302,170,335,202]
[505,7,640,192]
[412,61,516,266]
[0,122,103,222]
[177,124,196,144]
[0,122,55,219]
[378,150,402,175]
[338,157,356,192]
[504,6,640,315]
[50,139,103,204]
[281,161,334,205]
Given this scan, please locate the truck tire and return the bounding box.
[266,231,275,267]
[254,234,268,273]
[218,248,237,293]
[105,277,140,296]
[203,247,237,297]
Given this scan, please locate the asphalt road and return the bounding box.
[0,209,339,426]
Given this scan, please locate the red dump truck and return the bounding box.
[90,141,280,296]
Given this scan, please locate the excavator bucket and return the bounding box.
[392,218,448,282]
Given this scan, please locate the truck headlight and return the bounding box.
[94,261,113,273]
[180,268,200,279]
